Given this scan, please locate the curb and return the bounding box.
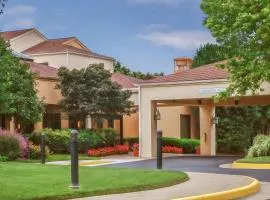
[232,161,270,169]
[173,177,260,200]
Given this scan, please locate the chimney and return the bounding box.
[174,57,193,73]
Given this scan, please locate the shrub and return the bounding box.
[30,129,70,153]
[88,145,129,157]
[162,137,200,153]
[78,130,104,152]
[29,142,50,160]
[247,135,270,158]
[0,129,27,160]
[0,155,8,162]
[99,128,119,147]
[124,137,139,148]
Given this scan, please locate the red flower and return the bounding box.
[162,146,183,154]
[88,145,129,157]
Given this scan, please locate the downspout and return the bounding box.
[66,52,69,67]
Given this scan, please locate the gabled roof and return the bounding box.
[23,37,114,61]
[142,63,229,84]
[0,28,34,41]
[111,73,144,88]
[23,61,58,79]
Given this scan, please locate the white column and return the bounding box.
[85,115,92,129]
[199,103,216,156]
[139,98,157,158]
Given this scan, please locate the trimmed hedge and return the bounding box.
[162,137,200,154]
[124,137,200,154]
[29,128,120,154]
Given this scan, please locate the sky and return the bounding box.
[0,0,215,74]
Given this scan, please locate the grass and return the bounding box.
[0,162,188,200]
[236,156,270,164]
[18,154,98,163]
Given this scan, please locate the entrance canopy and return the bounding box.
[138,64,270,158]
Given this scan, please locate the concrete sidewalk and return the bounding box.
[73,172,254,200]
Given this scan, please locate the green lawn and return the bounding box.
[18,154,98,163]
[0,162,188,200]
[236,156,270,164]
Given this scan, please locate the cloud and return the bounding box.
[0,5,37,30]
[138,29,216,50]
[128,0,186,5]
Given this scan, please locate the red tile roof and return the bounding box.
[23,38,114,60]
[23,62,143,87]
[143,63,229,84]
[23,61,58,79]
[111,73,144,88]
[0,28,33,40]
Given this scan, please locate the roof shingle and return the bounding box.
[24,61,58,79]
[111,73,144,88]
[23,38,114,60]
[142,63,229,84]
[0,28,33,40]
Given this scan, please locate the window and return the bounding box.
[43,113,61,129]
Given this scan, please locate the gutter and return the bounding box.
[136,79,229,87]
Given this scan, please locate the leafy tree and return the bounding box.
[114,61,164,80]
[57,64,133,120]
[201,0,270,98]
[0,38,44,123]
[0,0,7,15]
[192,43,230,68]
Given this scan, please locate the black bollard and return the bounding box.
[157,130,163,169]
[40,133,46,164]
[70,130,80,189]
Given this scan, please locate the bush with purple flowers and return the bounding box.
[0,129,28,160]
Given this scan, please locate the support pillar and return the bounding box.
[34,121,43,132]
[9,116,15,132]
[120,116,124,145]
[85,115,92,129]
[199,103,216,156]
[61,112,69,129]
[139,100,157,158]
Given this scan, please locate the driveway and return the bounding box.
[105,156,270,182]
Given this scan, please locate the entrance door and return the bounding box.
[180,115,191,138]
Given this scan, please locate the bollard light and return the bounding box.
[40,133,46,164]
[157,130,163,169]
[70,130,80,189]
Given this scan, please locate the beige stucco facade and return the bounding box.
[157,106,199,139]
[30,52,114,72]
[9,29,46,52]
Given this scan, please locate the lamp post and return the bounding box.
[157,130,163,169]
[70,130,80,189]
[40,133,46,164]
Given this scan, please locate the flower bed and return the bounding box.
[88,145,129,157]
[131,143,183,156]
[162,146,183,154]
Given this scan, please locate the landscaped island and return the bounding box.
[0,162,188,200]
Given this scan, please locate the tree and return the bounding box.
[201,0,270,98]
[57,64,133,120]
[0,38,44,124]
[114,61,164,80]
[192,43,230,68]
[0,0,7,15]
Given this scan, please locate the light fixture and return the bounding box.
[154,108,161,121]
[212,116,219,125]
